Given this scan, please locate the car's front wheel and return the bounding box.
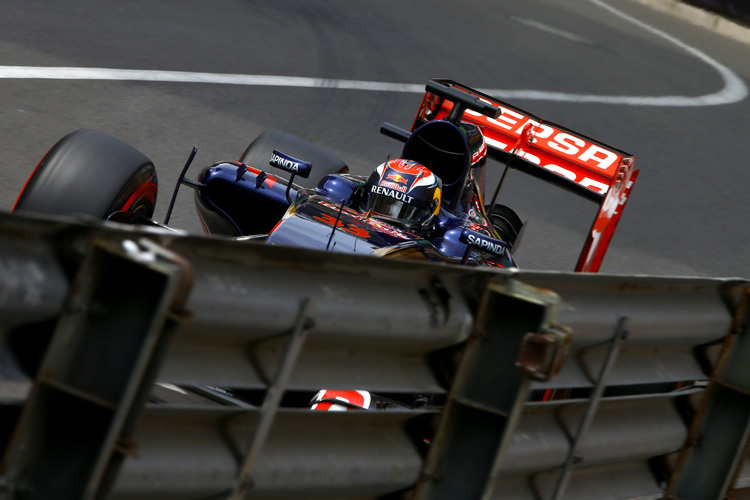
[13,129,158,219]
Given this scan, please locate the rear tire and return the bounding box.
[486,204,524,251]
[239,130,348,189]
[13,129,158,219]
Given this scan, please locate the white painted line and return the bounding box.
[0,67,426,92]
[0,0,745,107]
[512,16,593,45]
[576,0,748,106]
[481,0,747,106]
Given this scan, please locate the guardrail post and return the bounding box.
[414,279,567,500]
[229,298,315,499]
[0,238,192,500]
[551,316,630,500]
[665,287,750,500]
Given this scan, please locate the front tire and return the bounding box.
[13,129,157,219]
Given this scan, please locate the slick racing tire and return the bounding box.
[13,129,158,219]
[486,204,524,252]
[239,130,348,189]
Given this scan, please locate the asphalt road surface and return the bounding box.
[1,0,748,278]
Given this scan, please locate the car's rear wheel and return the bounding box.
[13,129,158,219]
[486,204,524,252]
[239,130,348,189]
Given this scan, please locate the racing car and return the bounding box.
[12,79,639,273]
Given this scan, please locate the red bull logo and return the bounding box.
[386,173,408,184]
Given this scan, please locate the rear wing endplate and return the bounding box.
[412,79,639,273]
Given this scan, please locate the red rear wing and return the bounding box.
[412,79,639,272]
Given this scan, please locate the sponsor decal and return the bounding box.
[379,180,407,193]
[269,150,312,178]
[484,135,612,194]
[270,153,301,172]
[464,107,620,176]
[371,185,415,204]
[467,234,506,255]
[386,173,408,184]
[425,96,629,195]
[461,229,507,257]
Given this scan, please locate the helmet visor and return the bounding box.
[368,194,430,227]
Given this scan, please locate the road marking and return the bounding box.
[0,67,427,93]
[0,0,745,107]
[512,16,593,45]
[581,0,747,106]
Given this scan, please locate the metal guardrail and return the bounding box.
[0,210,748,500]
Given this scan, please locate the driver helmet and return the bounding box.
[363,159,442,231]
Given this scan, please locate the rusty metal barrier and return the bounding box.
[0,210,748,500]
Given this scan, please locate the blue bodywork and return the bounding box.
[190,88,518,268]
[194,160,515,268]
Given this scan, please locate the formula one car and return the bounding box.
[12,79,639,272]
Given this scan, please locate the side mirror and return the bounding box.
[270,150,312,203]
[459,228,508,264]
